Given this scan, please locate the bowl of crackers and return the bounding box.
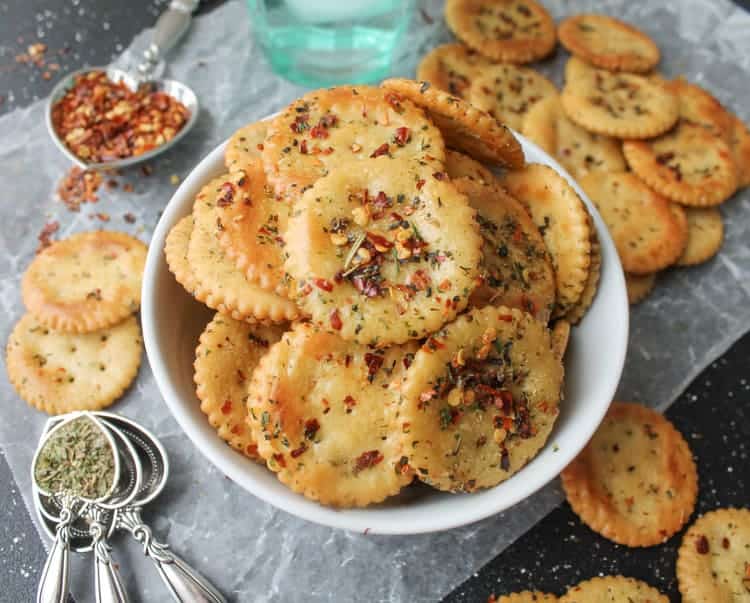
[142,80,628,534]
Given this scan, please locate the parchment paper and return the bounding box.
[1,1,749,601]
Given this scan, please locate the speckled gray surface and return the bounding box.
[0,1,749,602]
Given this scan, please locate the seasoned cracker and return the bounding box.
[22,231,146,334]
[6,313,142,415]
[561,402,698,547]
[668,78,733,141]
[676,207,723,267]
[445,0,556,64]
[263,85,445,197]
[217,159,291,295]
[194,313,284,461]
[164,215,198,295]
[625,272,656,305]
[565,215,600,325]
[623,122,738,207]
[561,57,679,139]
[417,43,494,99]
[284,160,481,346]
[399,306,563,493]
[445,150,496,185]
[455,177,555,323]
[521,96,626,180]
[578,172,687,274]
[676,507,750,603]
[468,64,558,132]
[381,78,525,168]
[225,121,268,172]
[560,575,668,602]
[558,14,660,73]
[496,593,558,603]
[550,320,571,362]
[247,322,415,507]
[728,114,750,188]
[189,175,301,323]
[497,163,592,317]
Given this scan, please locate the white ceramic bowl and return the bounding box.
[142,130,628,535]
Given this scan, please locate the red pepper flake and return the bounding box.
[123,212,136,224]
[354,450,383,473]
[230,424,243,435]
[217,182,235,207]
[93,212,110,222]
[220,400,232,415]
[370,142,390,158]
[393,126,411,146]
[290,443,308,458]
[695,535,710,554]
[329,308,343,330]
[140,164,153,176]
[299,282,313,297]
[384,92,404,112]
[432,171,447,181]
[416,179,426,190]
[299,139,308,154]
[313,278,334,292]
[57,166,103,211]
[246,444,258,456]
[722,537,730,549]
[498,314,513,322]
[272,453,287,468]
[122,183,134,193]
[364,353,384,382]
[366,231,393,250]
[409,269,432,291]
[36,221,60,253]
[344,395,357,411]
[50,70,190,164]
[290,113,310,133]
[304,418,320,440]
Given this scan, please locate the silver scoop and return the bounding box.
[45,0,199,171]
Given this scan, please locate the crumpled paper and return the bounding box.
[0,1,749,601]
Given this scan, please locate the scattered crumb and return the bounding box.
[36,221,59,253]
[106,179,118,190]
[170,174,180,185]
[123,213,136,224]
[141,164,153,176]
[122,183,134,193]
[57,166,103,211]
[93,212,110,222]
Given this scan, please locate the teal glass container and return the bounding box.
[247,0,415,87]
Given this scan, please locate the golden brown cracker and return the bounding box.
[445,0,556,64]
[623,122,738,207]
[164,215,198,295]
[561,57,679,139]
[561,401,698,547]
[381,78,525,169]
[225,121,268,172]
[469,64,558,132]
[496,593,558,603]
[560,576,668,602]
[625,272,656,305]
[669,78,733,140]
[445,150,497,185]
[521,95,626,180]
[728,114,750,188]
[22,230,146,334]
[558,14,660,73]
[6,313,142,415]
[676,207,724,267]
[565,216,600,325]
[417,43,494,99]
[550,320,571,362]
[194,313,284,461]
[676,507,750,603]
[578,171,687,274]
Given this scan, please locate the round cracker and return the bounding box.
[444,0,556,64]
[22,230,146,334]
[558,14,660,74]
[561,57,679,139]
[578,171,687,274]
[560,575,668,602]
[496,593,558,603]
[497,163,592,317]
[561,401,698,547]
[398,306,563,493]
[247,322,415,507]
[445,150,497,186]
[284,160,481,346]
[194,312,284,461]
[6,313,142,415]
[676,207,724,267]
[381,78,525,169]
[565,215,601,325]
[728,114,750,188]
[623,122,738,207]
[262,85,445,198]
[189,175,301,323]
[550,320,571,362]
[217,159,291,295]
[521,95,626,180]
[468,64,558,132]
[417,43,495,99]
[625,272,656,305]
[455,177,555,323]
[676,507,750,603]
[164,215,198,295]
[225,121,268,172]
[668,78,733,141]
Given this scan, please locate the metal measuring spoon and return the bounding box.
[44,0,200,170]
[32,413,122,603]
[97,413,227,603]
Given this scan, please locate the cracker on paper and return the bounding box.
[625,272,656,305]
[676,207,724,267]
[560,575,668,602]
[6,313,142,415]
[417,43,494,99]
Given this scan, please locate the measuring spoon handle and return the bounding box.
[119,510,226,603]
[92,516,130,603]
[138,0,199,79]
[36,516,70,603]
